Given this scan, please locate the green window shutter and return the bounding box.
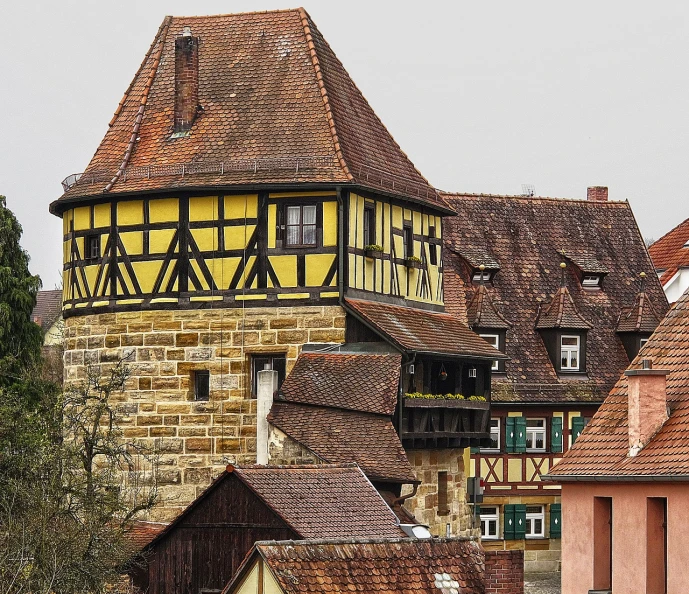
[503,504,516,539]
[470,446,480,454]
[514,504,527,539]
[571,416,586,444]
[550,503,562,539]
[551,417,563,453]
[505,417,515,453]
[515,417,527,453]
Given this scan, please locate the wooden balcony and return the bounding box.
[399,398,491,449]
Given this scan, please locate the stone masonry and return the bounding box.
[63,305,345,521]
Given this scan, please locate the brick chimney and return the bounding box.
[174,27,199,134]
[625,359,669,457]
[587,186,608,202]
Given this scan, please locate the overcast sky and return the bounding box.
[2,0,688,287]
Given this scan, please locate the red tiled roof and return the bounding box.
[30,289,62,331]
[441,193,669,404]
[547,287,689,479]
[465,284,511,330]
[535,286,592,330]
[279,352,400,415]
[225,538,485,594]
[344,298,506,360]
[124,521,168,550]
[649,217,689,287]
[53,9,446,213]
[616,291,662,333]
[234,465,404,538]
[268,403,416,484]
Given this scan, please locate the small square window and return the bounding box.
[480,506,500,540]
[560,335,580,371]
[526,418,546,451]
[251,355,286,398]
[481,418,500,452]
[194,370,210,401]
[640,337,649,349]
[525,505,545,538]
[285,205,317,247]
[582,275,602,288]
[479,333,501,371]
[86,234,100,260]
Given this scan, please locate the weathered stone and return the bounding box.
[185,438,212,453]
[176,332,199,347]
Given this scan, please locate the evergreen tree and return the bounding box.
[0,195,42,386]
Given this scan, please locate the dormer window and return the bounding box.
[581,274,602,288]
[472,269,496,283]
[684,240,689,248]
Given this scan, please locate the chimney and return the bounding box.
[256,368,279,465]
[587,186,608,202]
[174,28,199,134]
[625,359,669,457]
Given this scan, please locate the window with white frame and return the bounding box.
[481,418,500,451]
[640,338,649,349]
[582,274,602,288]
[525,418,546,451]
[480,506,500,540]
[472,270,493,283]
[525,505,545,538]
[560,335,580,371]
[479,334,500,371]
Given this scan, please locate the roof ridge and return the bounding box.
[235,463,359,471]
[298,8,352,181]
[440,191,629,204]
[256,536,478,547]
[171,8,302,20]
[104,16,172,192]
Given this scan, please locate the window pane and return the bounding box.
[287,206,301,225]
[303,205,317,225]
[535,433,545,449]
[526,419,544,428]
[534,519,543,534]
[286,225,300,245]
[302,224,317,245]
[562,336,578,346]
[488,520,497,536]
[570,354,578,368]
[526,506,542,514]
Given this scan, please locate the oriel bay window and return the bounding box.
[286,204,317,247]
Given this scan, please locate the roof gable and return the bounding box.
[649,217,689,286]
[535,286,592,330]
[466,284,511,330]
[55,9,445,212]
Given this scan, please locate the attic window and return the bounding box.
[581,274,602,288]
[684,240,689,248]
[472,269,495,283]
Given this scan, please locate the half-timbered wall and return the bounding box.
[62,191,339,313]
[346,192,444,306]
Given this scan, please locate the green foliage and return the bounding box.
[363,244,384,252]
[404,392,487,401]
[405,255,422,263]
[0,196,43,387]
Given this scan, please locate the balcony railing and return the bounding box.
[399,398,490,449]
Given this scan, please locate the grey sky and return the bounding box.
[1,1,687,287]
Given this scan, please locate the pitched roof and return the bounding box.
[344,298,507,360]
[233,465,404,538]
[649,217,689,287]
[30,289,62,331]
[441,193,669,403]
[279,352,400,415]
[547,287,689,479]
[124,521,167,550]
[143,464,404,551]
[53,9,447,213]
[268,403,416,484]
[616,291,662,333]
[562,251,609,274]
[535,286,592,330]
[465,284,511,329]
[226,538,485,594]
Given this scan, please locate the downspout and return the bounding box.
[337,186,345,302]
[392,482,418,506]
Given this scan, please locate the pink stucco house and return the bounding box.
[545,288,689,594]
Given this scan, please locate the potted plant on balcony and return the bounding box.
[405,255,422,269]
[364,244,384,259]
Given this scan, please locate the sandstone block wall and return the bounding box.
[63,305,345,521]
[402,449,478,538]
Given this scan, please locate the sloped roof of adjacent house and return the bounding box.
[279,352,400,415]
[124,520,168,550]
[649,217,689,288]
[344,298,507,360]
[548,288,689,479]
[142,464,404,551]
[52,8,447,214]
[441,193,669,403]
[224,538,485,594]
[30,289,62,332]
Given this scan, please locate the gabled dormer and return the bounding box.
[536,266,592,375]
[616,273,662,361]
[450,247,500,284]
[560,251,609,290]
[466,282,511,372]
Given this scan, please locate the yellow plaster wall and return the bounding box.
[149,198,179,223]
[117,200,144,226]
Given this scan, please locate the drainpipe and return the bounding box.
[392,482,419,506]
[337,186,345,302]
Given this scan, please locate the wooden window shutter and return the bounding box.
[571,416,586,444]
[514,504,527,539]
[551,417,563,453]
[515,417,527,453]
[550,503,562,539]
[505,417,516,453]
[470,446,480,454]
[503,504,516,539]
[437,471,449,515]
